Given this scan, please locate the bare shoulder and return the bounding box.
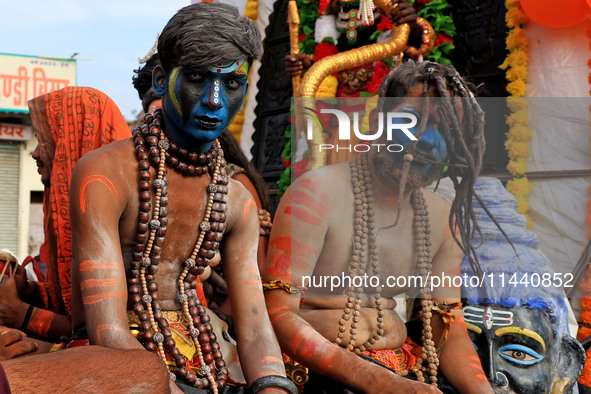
[289,161,351,201]
[421,187,451,213]
[73,138,136,179]
[421,187,452,232]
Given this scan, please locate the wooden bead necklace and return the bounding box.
[129,109,229,392]
[337,153,439,386]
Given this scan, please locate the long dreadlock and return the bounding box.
[378,60,486,277]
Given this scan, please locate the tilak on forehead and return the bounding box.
[167,59,249,116]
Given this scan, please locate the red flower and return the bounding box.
[367,61,391,94]
[293,158,309,179]
[434,33,454,47]
[376,15,392,32]
[281,156,291,169]
[319,0,331,15]
[314,42,339,62]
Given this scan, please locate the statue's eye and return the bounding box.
[498,345,543,365]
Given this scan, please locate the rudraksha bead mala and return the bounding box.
[336,153,439,386]
[129,109,229,393]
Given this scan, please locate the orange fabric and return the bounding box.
[28,86,131,315]
[360,338,422,372]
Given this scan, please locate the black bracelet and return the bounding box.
[20,304,35,331]
[249,375,298,394]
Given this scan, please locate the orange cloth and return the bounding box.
[28,86,131,315]
[360,338,422,372]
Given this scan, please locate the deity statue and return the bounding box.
[461,177,585,393]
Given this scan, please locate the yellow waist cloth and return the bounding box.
[127,309,245,385]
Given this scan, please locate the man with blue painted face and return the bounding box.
[68,3,294,394]
[263,61,494,393]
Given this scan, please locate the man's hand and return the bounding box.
[11,263,36,299]
[388,0,418,29]
[284,54,313,78]
[0,278,27,328]
[0,327,37,360]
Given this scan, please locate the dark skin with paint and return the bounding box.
[264,85,493,393]
[69,59,287,393]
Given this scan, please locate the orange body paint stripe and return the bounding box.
[28,309,54,338]
[80,278,120,290]
[298,179,330,205]
[80,175,119,213]
[269,310,291,325]
[83,291,127,305]
[285,206,323,228]
[291,190,328,219]
[243,199,257,221]
[79,260,118,272]
[96,323,127,346]
[261,356,283,364]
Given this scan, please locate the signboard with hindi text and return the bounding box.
[0,123,32,141]
[0,53,76,113]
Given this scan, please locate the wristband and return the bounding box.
[20,304,35,331]
[249,375,298,394]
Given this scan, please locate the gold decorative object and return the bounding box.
[288,0,301,94]
[296,0,410,170]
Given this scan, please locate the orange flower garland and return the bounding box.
[500,0,533,228]
[576,21,591,388]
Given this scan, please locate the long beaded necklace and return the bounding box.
[129,109,229,392]
[337,153,439,386]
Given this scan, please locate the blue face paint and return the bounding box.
[497,344,544,366]
[390,106,449,174]
[161,59,249,152]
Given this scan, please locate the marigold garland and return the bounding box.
[500,0,532,228]
[577,21,591,388]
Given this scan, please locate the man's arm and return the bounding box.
[429,201,493,394]
[264,177,439,394]
[69,154,142,350]
[0,278,71,340]
[222,181,287,390]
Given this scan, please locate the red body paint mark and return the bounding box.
[96,323,128,346]
[261,356,283,364]
[79,260,118,272]
[291,190,328,219]
[28,308,55,338]
[83,291,127,305]
[474,373,488,381]
[269,310,291,325]
[289,325,336,374]
[243,199,257,221]
[386,196,398,207]
[285,206,323,228]
[298,179,330,206]
[80,278,120,290]
[446,267,461,276]
[80,175,119,213]
[268,235,318,277]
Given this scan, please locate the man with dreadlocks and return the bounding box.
[263,60,493,393]
[68,3,294,394]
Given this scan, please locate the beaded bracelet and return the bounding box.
[249,375,298,394]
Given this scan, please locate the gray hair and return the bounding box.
[158,2,263,72]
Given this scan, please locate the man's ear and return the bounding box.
[553,335,585,393]
[152,65,167,96]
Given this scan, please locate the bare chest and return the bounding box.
[312,200,420,298]
[120,172,225,307]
